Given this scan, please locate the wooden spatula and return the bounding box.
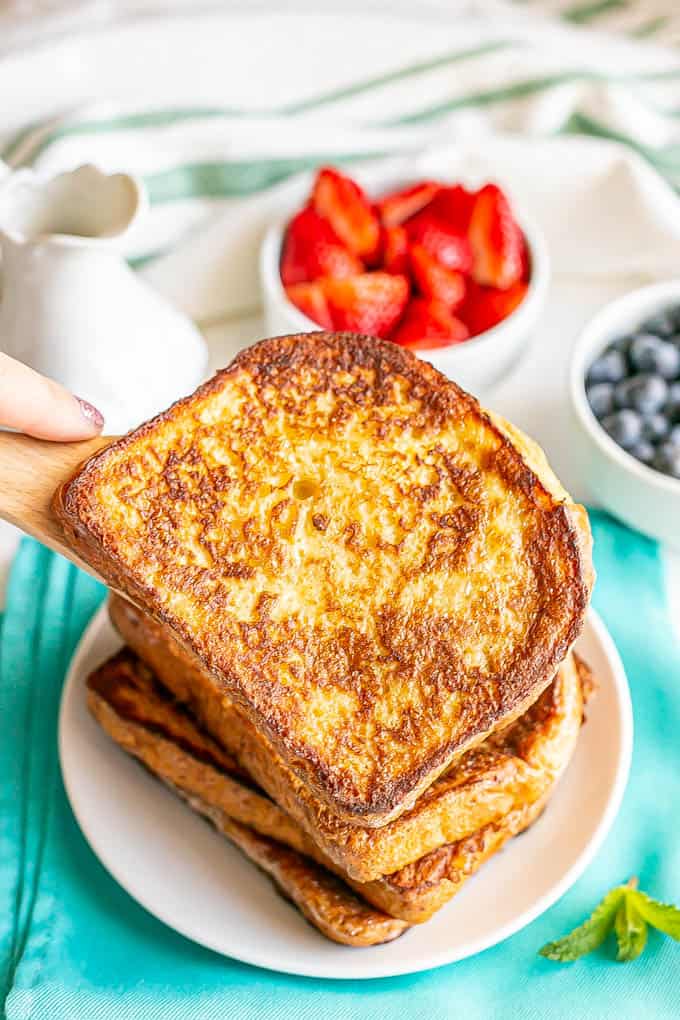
[0,431,114,579]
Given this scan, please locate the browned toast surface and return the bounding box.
[87,646,589,922]
[359,797,549,924]
[178,792,409,947]
[109,595,586,882]
[57,332,593,823]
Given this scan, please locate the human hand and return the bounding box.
[0,352,104,441]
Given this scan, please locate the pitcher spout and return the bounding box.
[0,163,146,247]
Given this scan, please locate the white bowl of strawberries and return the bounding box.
[260,166,549,393]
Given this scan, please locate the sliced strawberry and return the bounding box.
[468,184,524,289]
[460,279,528,337]
[322,272,409,339]
[280,207,362,286]
[405,211,472,274]
[285,282,333,329]
[380,225,409,276]
[410,244,465,310]
[428,185,475,233]
[391,298,468,350]
[377,181,440,228]
[519,233,531,282]
[311,167,380,259]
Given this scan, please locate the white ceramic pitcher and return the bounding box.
[0,162,208,433]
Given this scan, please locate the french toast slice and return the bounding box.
[87,646,589,922]
[176,798,409,947]
[56,332,593,825]
[109,594,586,882]
[177,789,543,934]
[358,797,549,924]
[186,812,408,947]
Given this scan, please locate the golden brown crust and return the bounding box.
[87,644,588,923]
[357,796,549,923]
[55,332,593,824]
[365,655,595,922]
[87,666,404,941]
[89,667,525,923]
[109,595,585,882]
[85,656,554,930]
[88,648,241,776]
[178,795,409,947]
[89,669,411,935]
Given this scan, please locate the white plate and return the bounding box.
[59,605,632,980]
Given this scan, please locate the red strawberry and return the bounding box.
[468,184,524,289]
[410,244,465,310]
[519,234,531,282]
[312,167,380,259]
[322,272,409,339]
[428,185,475,233]
[380,225,409,276]
[391,298,468,350]
[285,282,333,329]
[377,181,440,228]
[460,280,528,337]
[280,207,362,286]
[405,211,472,273]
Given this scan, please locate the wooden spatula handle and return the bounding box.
[0,431,113,578]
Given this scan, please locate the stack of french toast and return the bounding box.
[54,332,595,946]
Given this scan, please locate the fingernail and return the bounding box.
[76,397,105,431]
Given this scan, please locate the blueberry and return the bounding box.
[628,439,655,465]
[669,333,680,353]
[641,412,670,443]
[608,334,634,356]
[601,409,643,449]
[586,382,616,419]
[668,305,680,331]
[652,442,680,479]
[669,424,680,446]
[641,311,675,338]
[587,348,628,386]
[665,382,680,422]
[615,374,668,415]
[629,334,680,379]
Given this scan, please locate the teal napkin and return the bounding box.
[2,512,679,1020]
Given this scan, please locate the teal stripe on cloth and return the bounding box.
[278,40,517,115]
[0,543,106,1009]
[5,48,680,268]
[1,513,680,1019]
[0,108,259,166]
[561,112,680,183]
[0,40,516,167]
[144,153,388,204]
[384,71,608,125]
[382,65,680,127]
[563,0,629,25]
[630,15,670,38]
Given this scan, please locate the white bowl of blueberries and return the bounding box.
[570,281,680,547]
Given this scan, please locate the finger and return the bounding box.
[0,353,104,441]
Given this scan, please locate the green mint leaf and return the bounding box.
[615,894,648,962]
[632,890,680,941]
[539,888,625,962]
